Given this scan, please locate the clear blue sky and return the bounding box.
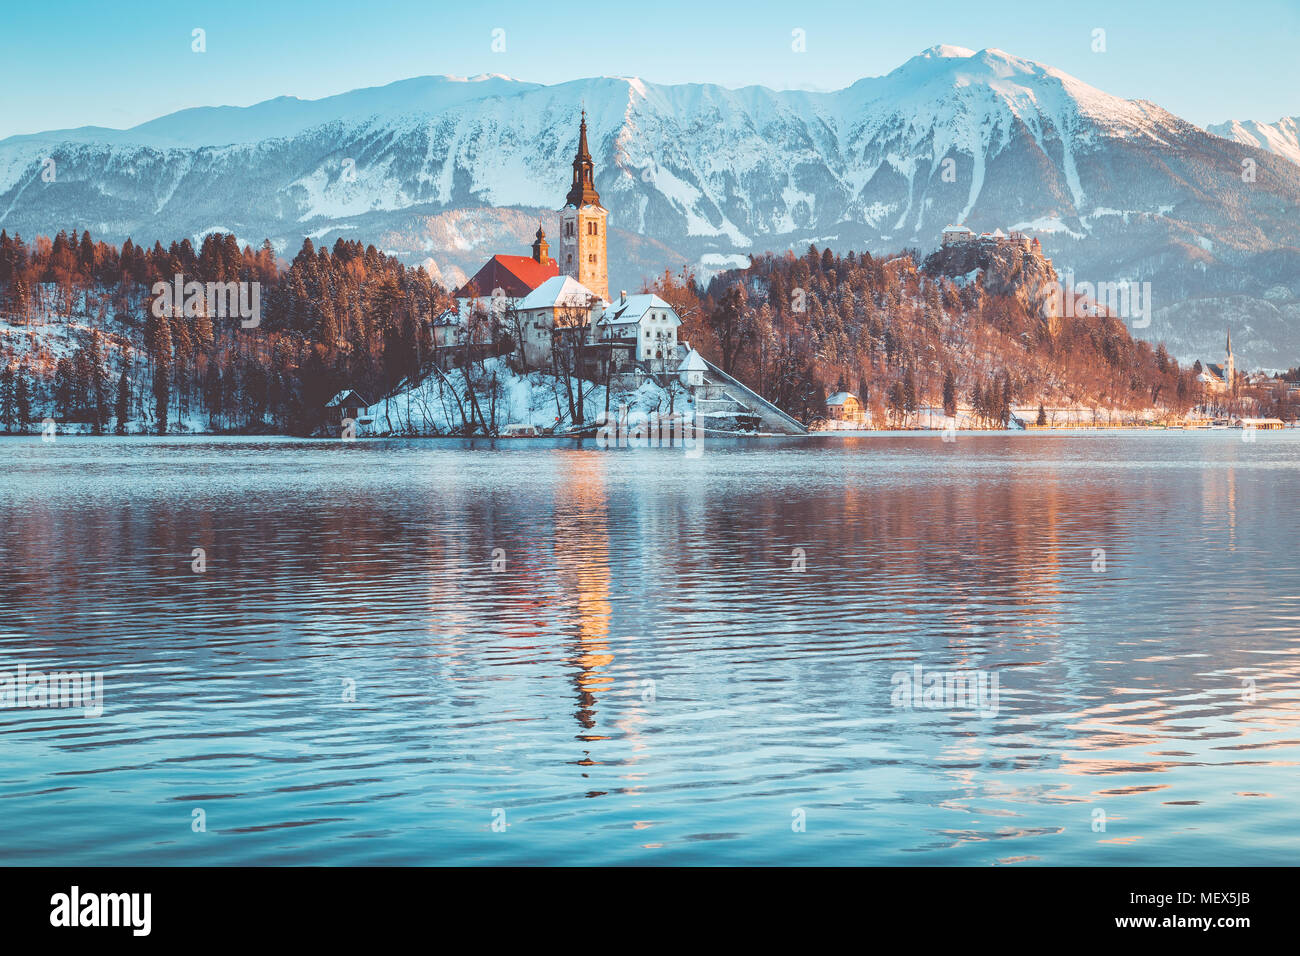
[2,0,1295,139]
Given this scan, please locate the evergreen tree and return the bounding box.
[71,348,91,418]
[54,356,74,420]
[146,310,172,434]
[115,366,131,435]
[0,364,14,433]
[153,356,170,433]
[11,276,29,320]
[88,329,110,434]
[942,369,957,418]
[886,381,906,427]
[15,365,32,431]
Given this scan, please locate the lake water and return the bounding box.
[0,432,1297,865]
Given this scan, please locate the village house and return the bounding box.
[1235,417,1286,430]
[941,224,975,246]
[597,292,681,368]
[430,297,502,358]
[1198,365,1229,392]
[515,274,606,368]
[825,391,864,422]
[431,307,464,349]
[325,389,372,433]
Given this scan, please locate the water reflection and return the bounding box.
[554,454,614,734]
[0,433,1297,864]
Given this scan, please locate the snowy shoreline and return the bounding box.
[3,424,1287,440]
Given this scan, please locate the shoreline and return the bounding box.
[1,424,1293,440]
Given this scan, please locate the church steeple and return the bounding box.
[531,224,550,265]
[558,110,609,301]
[565,110,601,208]
[1225,327,1235,394]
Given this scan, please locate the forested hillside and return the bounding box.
[0,228,1267,435]
[659,243,1205,426]
[0,229,449,433]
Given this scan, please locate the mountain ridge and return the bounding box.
[2,45,1298,367]
[1208,115,1300,168]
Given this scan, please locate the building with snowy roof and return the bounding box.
[678,348,708,387]
[597,291,681,365]
[941,224,976,246]
[512,275,606,369]
[825,391,863,421]
[324,389,372,435]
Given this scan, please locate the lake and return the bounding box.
[0,432,1297,865]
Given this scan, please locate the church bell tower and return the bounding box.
[531,224,550,265]
[559,110,609,302]
[1225,328,1235,395]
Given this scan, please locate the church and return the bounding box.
[1197,329,1236,395]
[450,112,679,374]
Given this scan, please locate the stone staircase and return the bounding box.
[688,354,807,435]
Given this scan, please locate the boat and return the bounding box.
[499,423,541,438]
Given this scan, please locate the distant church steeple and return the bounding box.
[558,110,609,301]
[1225,327,1235,394]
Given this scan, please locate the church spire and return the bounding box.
[531,221,549,265]
[1225,326,1235,395]
[565,110,601,208]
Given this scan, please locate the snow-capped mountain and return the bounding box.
[3,46,1299,366]
[1208,115,1300,168]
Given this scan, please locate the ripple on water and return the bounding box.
[0,432,1297,864]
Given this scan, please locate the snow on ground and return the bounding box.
[1009,216,1085,238]
[1,313,216,436]
[1,316,90,371]
[359,358,696,436]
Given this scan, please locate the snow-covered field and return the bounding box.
[359,358,696,436]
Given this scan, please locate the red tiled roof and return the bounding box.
[455,254,559,299]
